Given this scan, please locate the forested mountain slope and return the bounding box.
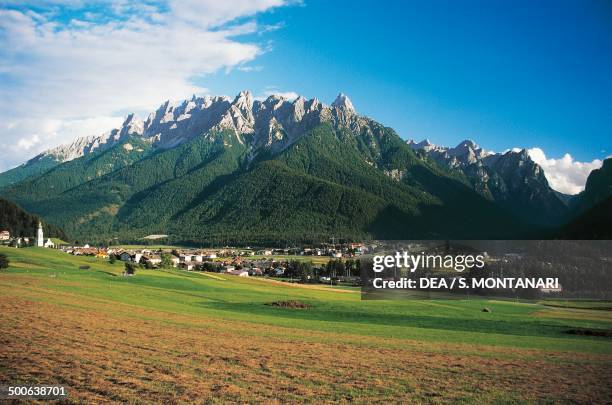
[0,91,575,244]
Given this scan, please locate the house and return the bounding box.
[223,265,236,272]
[73,247,97,256]
[249,267,263,276]
[143,254,162,266]
[330,252,342,258]
[43,238,55,248]
[193,254,203,262]
[180,262,194,271]
[257,249,273,256]
[171,256,181,267]
[0,230,10,241]
[180,254,192,262]
[119,251,142,263]
[206,253,217,259]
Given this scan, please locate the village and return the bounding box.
[0,225,368,284]
[0,226,570,294]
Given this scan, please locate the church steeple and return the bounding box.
[36,221,44,247]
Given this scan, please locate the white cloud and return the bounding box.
[255,87,299,101]
[528,147,607,195]
[237,65,264,72]
[263,90,299,100]
[16,134,41,150]
[0,1,289,171]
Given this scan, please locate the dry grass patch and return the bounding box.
[1,293,611,403]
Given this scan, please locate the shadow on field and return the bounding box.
[193,301,587,339]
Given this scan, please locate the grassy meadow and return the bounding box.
[0,246,611,403]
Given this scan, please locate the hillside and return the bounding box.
[2,136,153,203]
[0,123,526,244]
[557,158,612,239]
[558,196,612,239]
[573,158,612,213]
[0,198,67,240]
[0,155,59,188]
[408,140,568,225]
[0,114,145,188]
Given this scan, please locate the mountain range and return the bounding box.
[0,91,609,244]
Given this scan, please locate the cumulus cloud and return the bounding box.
[0,0,289,171]
[528,147,607,195]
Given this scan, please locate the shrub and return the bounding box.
[124,262,137,275]
[0,253,9,269]
[160,253,173,269]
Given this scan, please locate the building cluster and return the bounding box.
[0,223,55,248]
[54,242,370,280]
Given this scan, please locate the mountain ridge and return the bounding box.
[1,91,607,243]
[407,138,569,225]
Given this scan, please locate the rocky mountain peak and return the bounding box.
[119,113,144,137]
[455,139,478,149]
[332,93,355,113]
[407,137,565,224]
[233,90,254,110]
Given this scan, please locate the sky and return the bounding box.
[0,0,610,194]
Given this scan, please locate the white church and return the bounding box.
[36,222,55,248]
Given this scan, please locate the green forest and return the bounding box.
[0,122,610,245]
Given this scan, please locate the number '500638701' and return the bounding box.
[3,385,67,398]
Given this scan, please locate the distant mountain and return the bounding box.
[0,155,59,188]
[0,114,146,188]
[2,136,153,203]
[0,198,66,240]
[557,158,612,238]
[0,91,533,244]
[407,139,568,226]
[572,158,612,213]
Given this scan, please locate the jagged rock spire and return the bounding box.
[332,93,355,113]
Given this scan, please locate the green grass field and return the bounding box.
[1,246,611,402]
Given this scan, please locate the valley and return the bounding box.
[0,247,611,402]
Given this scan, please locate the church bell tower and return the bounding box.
[37,221,44,247]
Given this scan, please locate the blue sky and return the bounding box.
[0,0,610,193]
[210,0,612,161]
